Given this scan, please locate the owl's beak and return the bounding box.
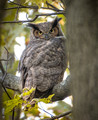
[44,34,50,40]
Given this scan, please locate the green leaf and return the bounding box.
[22,87,35,96]
[39,94,54,103]
[4,97,24,114]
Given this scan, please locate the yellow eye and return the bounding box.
[38,31,42,35]
[50,29,54,33]
[50,27,58,36]
[34,30,43,38]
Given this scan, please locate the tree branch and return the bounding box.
[5,1,63,12]
[0,11,65,24]
[3,5,39,10]
[0,62,5,75]
[0,71,71,101]
[52,75,71,101]
[42,110,72,120]
[0,72,22,91]
[3,6,63,12]
[46,1,61,11]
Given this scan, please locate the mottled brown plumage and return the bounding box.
[18,17,67,100]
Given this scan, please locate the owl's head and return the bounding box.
[28,17,63,40]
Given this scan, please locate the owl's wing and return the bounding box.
[18,45,30,88]
[18,41,45,88]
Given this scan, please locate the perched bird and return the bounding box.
[18,17,67,100]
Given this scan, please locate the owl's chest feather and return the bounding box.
[24,38,65,69]
[19,37,67,93]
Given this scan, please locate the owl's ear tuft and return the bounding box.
[27,23,39,30]
[52,17,62,28]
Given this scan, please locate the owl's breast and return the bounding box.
[41,37,66,68]
[20,37,67,92]
[34,38,66,91]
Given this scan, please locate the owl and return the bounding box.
[18,17,67,100]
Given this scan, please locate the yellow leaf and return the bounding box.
[22,87,35,97]
[39,94,54,103]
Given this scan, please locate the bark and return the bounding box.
[62,0,98,120]
[52,75,71,101]
[0,72,71,101]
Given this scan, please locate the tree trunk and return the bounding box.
[0,0,7,119]
[62,0,98,120]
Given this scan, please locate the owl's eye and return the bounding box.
[50,27,58,36]
[34,30,43,38]
[50,29,54,33]
[38,31,42,35]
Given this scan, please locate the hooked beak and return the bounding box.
[44,34,50,40]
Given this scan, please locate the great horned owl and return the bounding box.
[18,17,67,100]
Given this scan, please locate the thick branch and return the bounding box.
[0,72,22,92]
[0,72,71,101]
[52,75,71,101]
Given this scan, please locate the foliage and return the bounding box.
[4,87,54,115]
[4,95,24,114]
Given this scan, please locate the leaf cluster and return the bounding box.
[4,87,54,115]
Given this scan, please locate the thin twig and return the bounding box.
[5,1,63,12]
[12,108,15,120]
[46,1,60,11]
[3,6,39,10]
[0,11,65,24]
[2,84,12,99]
[26,13,30,21]
[39,107,54,117]
[0,58,10,61]
[39,102,54,117]
[0,67,11,99]
[4,47,9,72]
[0,57,11,61]
[42,110,72,120]
[41,7,63,11]
[0,61,5,75]
[0,47,11,98]
[59,2,65,9]
[3,6,63,11]
[14,6,20,21]
[4,47,9,54]
[36,12,65,16]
